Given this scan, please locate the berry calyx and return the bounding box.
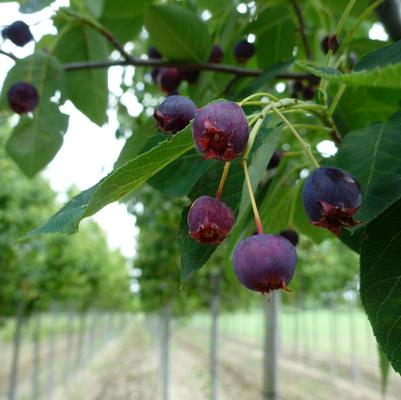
[7,82,39,114]
[267,150,281,169]
[233,234,297,293]
[192,100,249,161]
[147,46,162,59]
[302,167,362,235]
[154,95,196,134]
[187,196,234,244]
[2,21,33,47]
[158,68,182,94]
[208,44,224,63]
[234,39,255,63]
[321,35,339,54]
[279,229,299,247]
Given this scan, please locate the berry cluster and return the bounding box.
[148,39,255,95]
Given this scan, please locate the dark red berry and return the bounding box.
[302,167,362,235]
[267,150,281,169]
[188,196,234,244]
[321,35,339,54]
[181,69,200,84]
[151,68,160,83]
[302,86,315,100]
[234,39,255,63]
[233,234,297,293]
[279,229,299,247]
[208,44,224,63]
[192,101,249,161]
[7,82,39,114]
[154,95,196,134]
[2,21,33,47]
[158,68,182,94]
[148,46,162,59]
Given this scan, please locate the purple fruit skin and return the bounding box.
[158,68,182,93]
[7,82,39,114]
[233,234,297,293]
[302,167,362,223]
[279,229,299,247]
[188,196,234,244]
[321,35,339,54]
[302,86,315,100]
[267,150,281,169]
[154,95,197,134]
[148,46,162,59]
[209,44,224,63]
[192,101,249,161]
[234,39,255,63]
[3,21,33,47]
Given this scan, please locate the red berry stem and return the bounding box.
[216,161,231,200]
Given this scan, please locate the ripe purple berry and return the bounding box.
[7,82,39,114]
[233,234,297,293]
[234,39,255,63]
[154,95,196,134]
[267,150,281,169]
[158,68,182,94]
[279,229,299,247]
[208,44,224,63]
[302,85,315,100]
[148,46,162,59]
[192,101,249,161]
[302,167,362,235]
[2,21,33,47]
[188,196,234,244]
[321,35,339,54]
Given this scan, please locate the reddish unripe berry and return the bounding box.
[279,229,299,247]
[234,39,255,63]
[7,82,39,114]
[2,21,33,47]
[267,150,281,169]
[233,234,297,293]
[192,101,249,161]
[147,46,162,59]
[208,44,224,63]
[158,68,182,94]
[302,167,362,235]
[154,95,196,134]
[188,196,234,244]
[321,35,339,54]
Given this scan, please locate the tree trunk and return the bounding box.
[160,303,171,400]
[263,291,280,400]
[210,273,220,400]
[46,311,57,400]
[32,314,41,400]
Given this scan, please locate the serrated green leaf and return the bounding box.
[297,40,401,88]
[144,4,212,62]
[360,198,401,375]
[329,112,401,224]
[26,127,194,237]
[53,23,108,125]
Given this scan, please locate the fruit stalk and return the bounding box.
[216,162,231,200]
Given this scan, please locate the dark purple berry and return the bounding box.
[192,101,249,161]
[158,68,182,94]
[233,234,297,293]
[208,44,224,63]
[267,150,281,169]
[293,80,303,93]
[302,86,315,100]
[302,167,362,235]
[2,21,33,47]
[234,39,255,63]
[321,35,339,54]
[147,46,162,59]
[7,82,39,114]
[279,229,299,247]
[188,196,234,244]
[154,95,196,134]
[151,68,160,83]
[181,69,200,84]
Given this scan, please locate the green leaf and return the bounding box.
[27,127,194,236]
[6,102,68,177]
[144,4,212,62]
[297,40,401,88]
[329,112,401,224]
[53,23,109,125]
[18,0,52,13]
[360,198,401,375]
[100,0,146,43]
[378,346,391,396]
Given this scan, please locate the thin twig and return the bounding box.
[290,0,312,60]
[0,49,17,61]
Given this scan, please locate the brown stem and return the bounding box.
[290,0,312,60]
[0,49,17,61]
